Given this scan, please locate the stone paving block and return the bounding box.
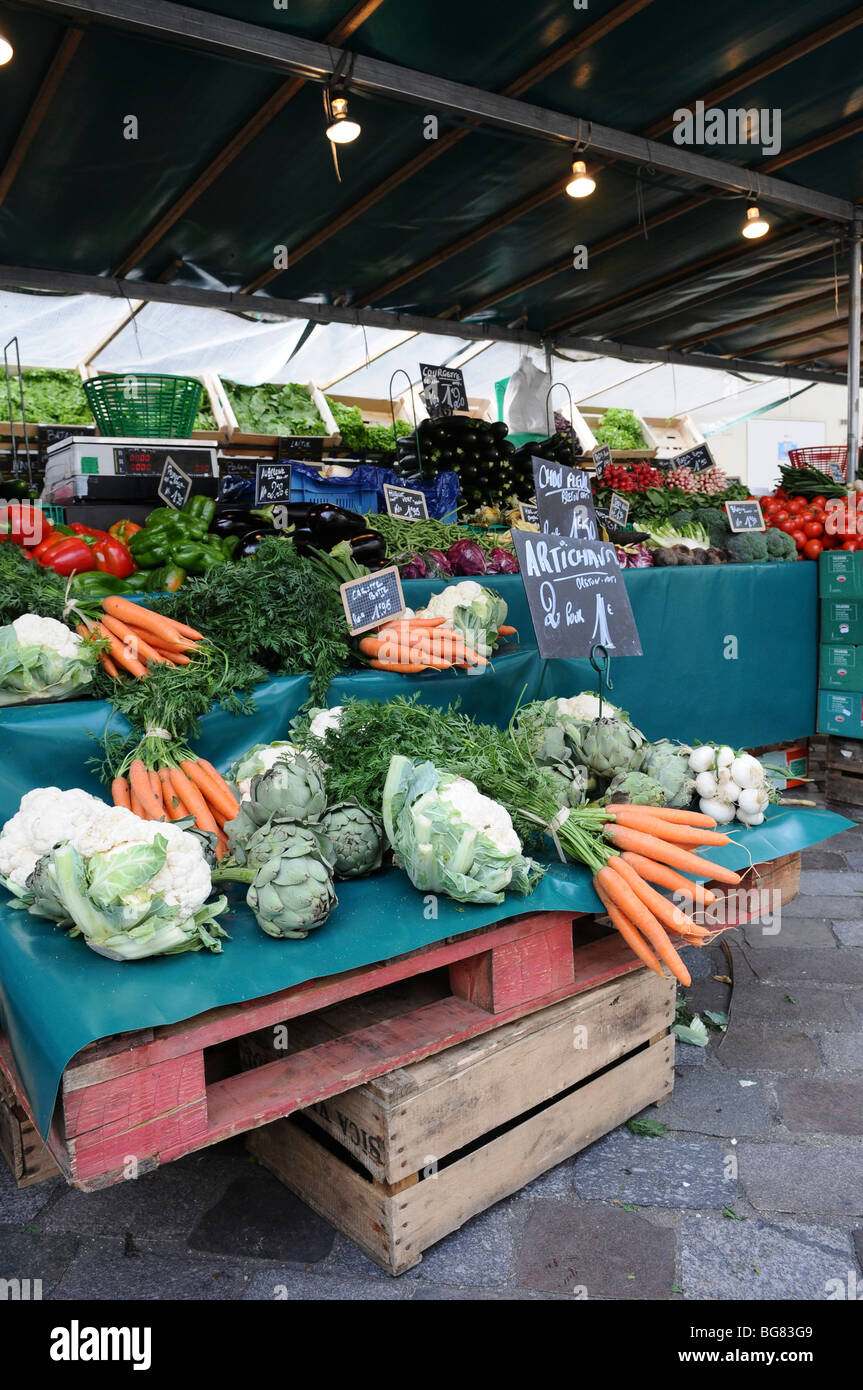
[743,916,836,950]
[0,1160,64,1227]
[42,1150,244,1239]
[187,1172,336,1263]
[799,870,863,895]
[842,852,863,870]
[778,1078,863,1135]
[675,1042,707,1067]
[853,1229,863,1273]
[0,1232,78,1298]
[324,1204,515,1287]
[514,1200,676,1299]
[640,1065,772,1137]
[683,978,732,1018]
[514,1159,575,1201]
[748,948,863,985]
[571,1130,733,1209]
[821,1034,863,1070]
[242,1270,409,1300]
[52,1248,251,1300]
[833,921,863,946]
[677,1211,854,1301]
[681,944,728,980]
[732,982,861,1030]
[714,1025,821,1072]
[739,1142,863,1218]
[784,895,862,920]
[801,850,847,870]
[410,1284,557,1300]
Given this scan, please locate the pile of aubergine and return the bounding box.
[213,503,387,567]
[395,415,518,507]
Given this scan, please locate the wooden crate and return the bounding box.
[0,1070,60,1189]
[826,736,863,806]
[641,414,705,461]
[247,969,675,1275]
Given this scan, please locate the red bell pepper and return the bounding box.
[92,535,135,578]
[109,519,142,544]
[39,537,97,576]
[0,503,52,548]
[68,522,111,542]
[32,532,71,562]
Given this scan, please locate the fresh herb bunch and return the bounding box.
[103,644,265,741]
[148,536,352,707]
[0,544,69,625]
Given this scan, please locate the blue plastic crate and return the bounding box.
[289,472,379,515]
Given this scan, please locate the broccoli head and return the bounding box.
[765,526,797,561]
[727,531,769,564]
[669,509,694,527]
[698,506,731,548]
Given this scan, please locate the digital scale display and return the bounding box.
[113,447,213,477]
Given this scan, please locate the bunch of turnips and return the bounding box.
[687,746,775,827]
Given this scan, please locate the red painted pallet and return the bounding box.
[0,851,800,1193]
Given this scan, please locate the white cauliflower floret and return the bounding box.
[439,776,522,857]
[556,692,619,722]
[309,706,343,740]
[422,581,483,625]
[12,614,81,660]
[0,787,105,886]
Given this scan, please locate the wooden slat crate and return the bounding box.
[826,736,863,806]
[247,969,675,1275]
[0,856,800,1194]
[0,1070,60,1189]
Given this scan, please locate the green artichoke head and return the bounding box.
[226,754,327,858]
[248,841,337,940]
[320,801,384,879]
[245,816,334,873]
[640,739,696,809]
[579,715,647,779]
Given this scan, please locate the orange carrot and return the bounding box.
[169,768,221,850]
[620,851,717,906]
[111,776,131,809]
[130,788,148,819]
[157,766,186,821]
[128,759,163,820]
[102,597,200,647]
[378,616,446,632]
[604,823,742,886]
[368,659,427,673]
[100,614,174,667]
[595,865,691,986]
[594,879,665,977]
[147,768,167,821]
[606,807,729,847]
[497,625,517,636]
[101,653,121,679]
[94,621,148,678]
[608,855,708,940]
[607,804,719,830]
[180,759,240,822]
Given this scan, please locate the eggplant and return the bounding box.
[348,529,388,565]
[307,503,366,548]
[237,527,281,560]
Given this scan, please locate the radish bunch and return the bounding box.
[688,746,772,827]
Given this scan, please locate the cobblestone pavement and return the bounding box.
[2,812,862,1301]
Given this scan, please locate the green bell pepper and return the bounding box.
[68,571,133,601]
[183,495,217,526]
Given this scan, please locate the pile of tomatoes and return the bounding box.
[760,489,860,561]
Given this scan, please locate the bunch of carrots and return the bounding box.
[111,743,240,860]
[358,617,516,675]
[591,802,742,987]
[77,596,204,680]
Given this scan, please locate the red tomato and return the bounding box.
[803,519,824,538]
[841,540,858,550]
[791,530,808,549]
[778,519,799,534]
[811,495,827,509]
[788,498,809,514]
[772,510,790,524]
[821,533,838,550]
[802,539,823,560]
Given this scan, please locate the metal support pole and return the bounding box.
[847,220,862,484]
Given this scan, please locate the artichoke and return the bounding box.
[217,822,337,939]
[602,771,667,806]
[225,753,327,856]
[641,739,696,809]
[244,816,334,873]
[320,802,384,879]
[578,716,647,779]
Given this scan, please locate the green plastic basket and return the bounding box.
[83,373,204,438]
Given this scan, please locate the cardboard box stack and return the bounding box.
[818,551,863,736]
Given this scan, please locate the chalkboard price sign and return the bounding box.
[511,529,642,660]
[157,456,193,510]
[609,492,630,526]
[725,500,765,533]
[592,444,612,477]
[672,443,714,473]
[279,435,324,460]
[383,483,429,520]
[829,461,845,484]
[518,500,539,525]
[255,461,292,505]
[532,458,599,541]
[420,363,467,419]
[340,566,406,636]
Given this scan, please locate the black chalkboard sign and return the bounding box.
[532,458,599,541]
[519,500,539,525]
[609,492,630,526]
[829,461,845,484]
[672,443,713,473]
[511,528,641,659]
[255,461,292,505]
[340,565,406,636]
[279,435,324,461]
[420,364,467,419]
[157,456,192,510]
[383,483,428,520]
[39,424,95,464]
[725,500,765,533]
[592,444,612,477]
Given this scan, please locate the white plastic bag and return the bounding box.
[503,354,551,434]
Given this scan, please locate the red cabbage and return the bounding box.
[446,539,487,576]
[423,548,453,577]
[399,552,427,579]
[487,547,519,574]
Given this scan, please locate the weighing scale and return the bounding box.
[42,435,219,504]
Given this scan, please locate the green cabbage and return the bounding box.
[0,625,98,706]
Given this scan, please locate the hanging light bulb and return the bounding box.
[565,159,596,198]
[326,95,361,144]
[0,31,13,65]
[742,205,770,239]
